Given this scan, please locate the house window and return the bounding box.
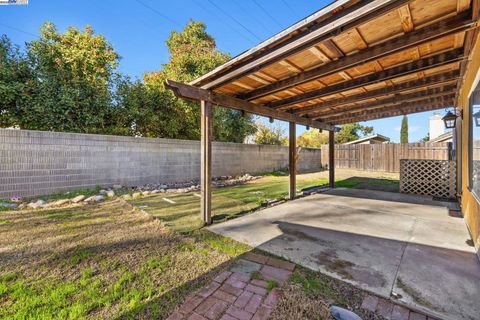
[470,87,480,200]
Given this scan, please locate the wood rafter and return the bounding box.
[240,12,472,101]
[398,4,414,33]
[165,80,335,131]
[346,28,368,49]
[314,85,457,120]
[295,70,460,116]
[267,48,465,109]
[192,0,413,89]
[331,98,454,124]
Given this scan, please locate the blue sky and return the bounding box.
[0,0,446,142]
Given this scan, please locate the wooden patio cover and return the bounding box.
[166,0,480,224]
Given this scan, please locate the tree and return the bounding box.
[400,115,409,144]
[253,122,288,145]
[0,35,35,129]
[297,129,328,148]
[26,23,119,133]
[142,21,256,142]
[421,132,430,142]
[335,123,373,144]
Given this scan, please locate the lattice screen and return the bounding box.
[400,159,456,198]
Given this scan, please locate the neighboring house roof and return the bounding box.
[343,134,390,145]
[430,131,453,143]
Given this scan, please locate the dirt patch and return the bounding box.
[270,266,383,320]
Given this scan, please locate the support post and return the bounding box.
[329,130,335,188]
[289,122,296,200]
[200,100,212,225]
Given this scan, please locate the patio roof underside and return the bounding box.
[175,0,480,130]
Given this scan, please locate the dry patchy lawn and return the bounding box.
[0,199,250,319]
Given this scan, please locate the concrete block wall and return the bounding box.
[0,129,322,198]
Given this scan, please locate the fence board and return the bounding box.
[320,142,450,173]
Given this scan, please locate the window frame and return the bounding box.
[469,88,480,201]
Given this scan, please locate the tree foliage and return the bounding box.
[253,122,288,146]
[400,115,409,144]
[334,123,373,144]
[0,21,256,142]
[297,129,328,148]
[1,24,120,133]
[140,21,256,142]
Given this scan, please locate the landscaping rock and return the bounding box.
[132,192,141,198]
[151,189,160,194]
[27,200,46,209]
[113,184,123,190]
[84,195,105,203]
[71,195,86,203]
[99,190,108,195]
[141,191,151,196]
[122,194,132,200]
[330,306,362,320]
[106,190,115,198]
[46,199,70,208]
[0,202,18,209]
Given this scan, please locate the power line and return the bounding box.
[134,0,181,28]
[191,0,257,45]
[206,0,262,41]
[0,23,36,37]
[280,0,298,16]
[232,1,275,35]
[251,0,283,29]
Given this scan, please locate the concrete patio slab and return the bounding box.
[208,188,480,320]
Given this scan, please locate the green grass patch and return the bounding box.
[290,269,346,305]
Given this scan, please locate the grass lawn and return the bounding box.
[0,199,250,319]
[130,169,399,232]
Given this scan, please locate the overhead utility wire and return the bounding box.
[206,0,262,41]
[232,1,275,35]
[0,23,36,37]
[191,0,257,44]
[134,0,181,28]
[251,0,283,29]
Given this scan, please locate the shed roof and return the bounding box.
[344,134,391,144]
[167,0,480,131]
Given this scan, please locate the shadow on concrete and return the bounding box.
[208,190,479,320]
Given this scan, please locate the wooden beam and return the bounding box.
[289,122,296,200]
[191,0,412,89]
[346,28,368,49]
[295,70,460,116]
[165,80,336,131]
[200,100,212,225]
[329,131,335,188]
[457,0,471,13]
[398,4,414,33]
[267,48,465,109]
[326,96,455,124]
[240,12,472,101]
[314,85,457,119]
[333,102,451,124]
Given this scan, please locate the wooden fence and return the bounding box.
[319,142,451,173]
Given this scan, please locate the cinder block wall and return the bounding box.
[0,129,322,197]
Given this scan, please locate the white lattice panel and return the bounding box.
[400,159,456,198]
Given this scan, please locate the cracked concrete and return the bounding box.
[208,188,480,320]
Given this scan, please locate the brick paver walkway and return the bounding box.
[361,294,437,320]
[167,252,295,320]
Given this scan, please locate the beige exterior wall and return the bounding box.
[458,31,480,257]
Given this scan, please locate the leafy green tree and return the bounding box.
[253,122,288,145]
[297,129,328,148]
[0,35,35,129]
[25,23,119,132]
[142,20,256,142]
[334,123,373,144]
[400,115,409,144]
